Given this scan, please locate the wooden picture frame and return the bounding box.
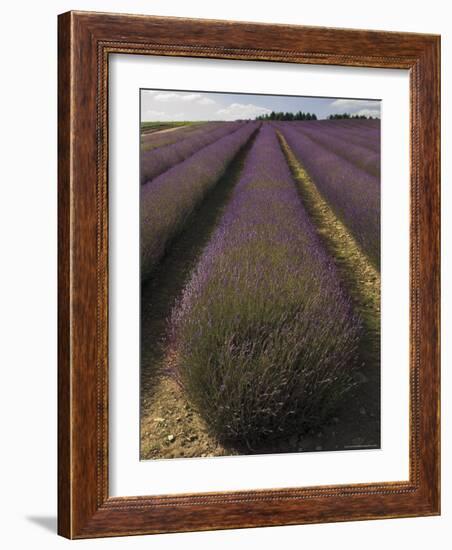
[58,10,440,539]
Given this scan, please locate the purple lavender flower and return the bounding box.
[277,122,380,269]
[290,122,380,177]
[140,122,243,184]
[302,119,380,153]
[141,122,212,152]
[141,123,258,280]
[171,124,362,445]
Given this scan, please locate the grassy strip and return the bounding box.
[140,122,208,152]
[140,121,196,134]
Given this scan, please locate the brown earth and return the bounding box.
[140,372,380,460]
[141,375,233,460]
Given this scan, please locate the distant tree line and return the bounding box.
[256,111,318,121]
[327,113,377,120]
[255,111,378,121]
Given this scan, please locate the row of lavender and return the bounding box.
[289,121,380,177]
[276,121,381,268]
[141,122,258,281]
[308,119,380,145]
[140,121,243,184]
[170,125,362,445]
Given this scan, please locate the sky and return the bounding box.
[140,89,381,122]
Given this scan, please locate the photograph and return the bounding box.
[49,2,442,540]
[139,89,381,460]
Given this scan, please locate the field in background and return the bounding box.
[140,121,201,134]
[139,118,381,460]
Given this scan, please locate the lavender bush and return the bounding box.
[278,123,380,269]
[318,120,380,153]
[171,125,362,447]
[140,121,242,184]
[291,122,380,177]
[336,119,380,131]
[141,123,258,281]
[299,120,380,154]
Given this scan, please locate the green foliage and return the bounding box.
[257,111,318,121]
[327,113,377,120]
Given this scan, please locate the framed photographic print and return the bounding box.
[58,11,440,538]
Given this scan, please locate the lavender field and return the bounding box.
[139,108,381,460]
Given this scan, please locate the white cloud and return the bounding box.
[198,97,216,106]
[153,92,180,102]
[142,92,269,121]
[143,109,185,121]
[216,103,271,121]
[147,91,217,109]
[330,98,380,114]
[181,93,202,102]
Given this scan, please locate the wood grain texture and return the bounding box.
[57,10,440,539]
[57,10,72,539]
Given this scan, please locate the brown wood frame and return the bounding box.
[58,10,440,539]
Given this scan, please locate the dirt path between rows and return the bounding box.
[141,375,233,459]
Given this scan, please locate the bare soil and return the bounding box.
[141,376,233,459]
[141,372,379,459]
